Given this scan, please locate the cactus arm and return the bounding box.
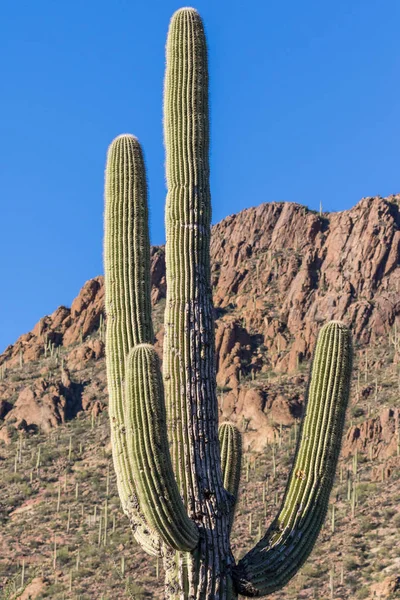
[233,321,353,597]
[163,8,233,596]
[125,343,199,551]
[104,134,159,554]
[219,422,242,531]
[104,134,161,555]
[105,134,198,555]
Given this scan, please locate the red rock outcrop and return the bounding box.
[215,319,253,388]
[211,195,400,370]
[66,339,105,370]
[218,384,303,451]
[369,575,400,598]
[225,387,276,452]
[17,577,48,599]
[62,278,104,346]
[342,407,400,459]
[4,381,68,433]
[3,370,81,434]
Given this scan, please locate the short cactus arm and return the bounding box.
[233,321,353,597]
[219,422,242,530]
[126,344,199,551]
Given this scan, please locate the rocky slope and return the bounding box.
[1,194,399,448]
[3,195,400,370]
[0,194,400,599]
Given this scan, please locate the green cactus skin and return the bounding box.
[232,321,353,596]
[219,423,242,532]
[104,134,197,555]
[104,8,353,600]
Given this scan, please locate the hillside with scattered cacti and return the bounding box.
[0,193,400,599]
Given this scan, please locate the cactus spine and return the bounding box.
[104,7,353,599]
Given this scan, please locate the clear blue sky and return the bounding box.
[1,0,399,352]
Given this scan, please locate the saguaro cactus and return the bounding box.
[104,7,353,599]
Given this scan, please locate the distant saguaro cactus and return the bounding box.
[103,7,353,598]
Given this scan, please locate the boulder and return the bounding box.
[370,575,400,598]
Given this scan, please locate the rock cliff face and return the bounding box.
[211,194,400,371]
[1,195,399,451]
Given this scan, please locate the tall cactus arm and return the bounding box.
[104,134,160,555]
[125,343,199,551]
[219,422,242,529]
[233,321,353,597]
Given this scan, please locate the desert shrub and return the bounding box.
[355,586,370,599]
[344,556,359,571]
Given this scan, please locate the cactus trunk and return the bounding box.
[163,8,234,597]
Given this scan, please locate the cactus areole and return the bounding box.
[103,7,353,599]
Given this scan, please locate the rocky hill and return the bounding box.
[0,195,399,599]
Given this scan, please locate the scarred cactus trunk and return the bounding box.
[163,8,234,597]
[103,7,353,600]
